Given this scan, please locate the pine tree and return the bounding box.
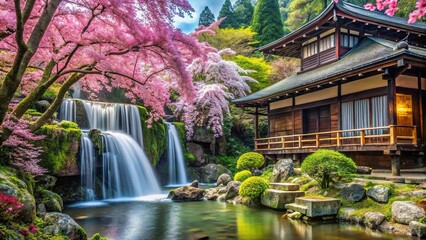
[234,0,254,28]
[252,0,284,46]
[199,6,216,26]
[218,0,237,28]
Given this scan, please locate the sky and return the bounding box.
[173,0,236,33]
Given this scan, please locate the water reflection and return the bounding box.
[64,199,409,240]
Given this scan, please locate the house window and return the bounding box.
[341,96,388,135]
[303,106,330,133]
[319,34,335,52]
[303,42,318,58]
[340,33,359,48]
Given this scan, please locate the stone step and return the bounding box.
[260,189,305,210]
[293,197,341,217]
[269,183,300,191]
[285,203,307,215]
[405,177,426,184]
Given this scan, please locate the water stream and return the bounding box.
[165,122,188,186]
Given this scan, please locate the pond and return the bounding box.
[64,195,409,240]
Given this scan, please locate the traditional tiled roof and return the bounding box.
[233,37,426,105]
[260,1,426,52]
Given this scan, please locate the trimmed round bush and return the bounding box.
[301,149,356,189]
[239,176,269,199]
[234,170,252,183]
[237,152,265,171]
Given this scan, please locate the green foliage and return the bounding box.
[88,129,102,155]
[237,152,265,171]
[199,27,257,56]
[269,57,300,83]
[278,0,291,34]
[217,155,237,175]
[239,176,269,199]
[285,0,324,32]
[184,152,195,164]
[218,0,238,28]
[138,106,166,166]
[260,167,273,181]
[199,6,215,26]
[172,122,186,144]
[300,180,319,191]
[419,216,426,224]
[25,109,43,117]
[228,55,272,92]
[234,170,253,182]
[252,0,284,46]
[234,0,254,28]
[36,122,82,175]
[89,233,110,240]
[223,106,254,156]
[301,149,356,189]
[42,83,61,101]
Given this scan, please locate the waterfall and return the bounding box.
[80,132,96,201]
[59,99,161,200]
[166,123,188,185]
[59,99,76,123]
[102,132,161,198]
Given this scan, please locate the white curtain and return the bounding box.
[371,96,388,134]
[341,101,354,136]
[355,99,370,135]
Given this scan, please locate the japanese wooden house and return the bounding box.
[233,1,426,175]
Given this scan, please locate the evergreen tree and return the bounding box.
[199,6,216,26]
[285,0,324,32]
[234,0,255,28]
[218,0,238,28]
[252,0,284,46]
[278,0,292,34]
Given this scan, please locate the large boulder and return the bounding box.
[225,181,241,200]
[204,187,220,201]
[356,166,372,174]
[216,174,232,186]
[366,185,390,203]
[201,164,232,183]
[392,201,425,225]
[271,159,294,182]
[167,186,205,201]
[35,100,51,113]
[364,212,385,229]
[410,221,426,237]
[38,190,63,212]
[43,212,87,240]
[187,143,206,167]
[341,184,366,203]
[192,127,215,143]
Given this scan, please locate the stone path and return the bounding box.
[260,183,304,210]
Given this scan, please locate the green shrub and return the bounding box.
[260,168,273,181]
[59,120,79,129]
[237,152,264,171]
[239,176,269,199]
[234,170,252,182]
[301,149,356,189]
[218,155,237,174]
[25,109,43,117]
[89,233,110,240]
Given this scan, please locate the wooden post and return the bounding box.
[390,126,395,144]
[316,134,320,147]
[391,155,401,176]
[387,75,397,125]
[360,130,365,145]
[338,82,342,131]
[336,132,341,146]
[281,136,285,149]
[418,73,423,144]
[412,126,418,145]
[298,135,302,148]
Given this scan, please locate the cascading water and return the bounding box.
[165,123,188,185]
[59,99,161,200]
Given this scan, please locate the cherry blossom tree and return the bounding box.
[0,0,215,144]
[174,48,256,138]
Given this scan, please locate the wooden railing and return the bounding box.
[255,125,417,151]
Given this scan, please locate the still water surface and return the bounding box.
[64,196,409,240]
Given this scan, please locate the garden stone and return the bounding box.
[217,194,226,202]
[225,181,241,200]
[190,180,199,188]
[0,183,18,196]
[43,212,87,240]
[407,190,426,197]
[17,188,36,224]
[187,143,206,167]
[168,186,205,201]
[392,201,425,225]
[356,166,372,174]
[364,212,385,229]
[288,212,302,219]
[218,187,227,195]
[35,175,57,190]
[37,204,46,217]
[253,170,262,176]
[271,159,294,182]
[338,207,364,223]
[216,173,232,186]
[367,185,390,203]
[233,196,243,204]
[410,221,426,237]
[204,187,220,201]
[201,164,232,183]
[341,184,366,203]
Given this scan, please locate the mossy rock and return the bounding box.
[89,129,102,155]
[38,190,63,213]
[138,106,166,166]
[36,122,82,176]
